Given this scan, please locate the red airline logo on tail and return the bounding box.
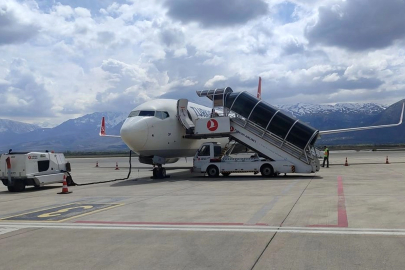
[100,117,106,136]
[257,76,262,100]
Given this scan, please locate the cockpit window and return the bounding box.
[128,110,140,117]
[128,110,169,119]
[155,111,170,120]
[138,111,155,117]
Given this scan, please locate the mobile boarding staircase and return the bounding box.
[177,87,321,173]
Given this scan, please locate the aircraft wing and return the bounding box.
[319,103,404,135]
[99,117,121,138]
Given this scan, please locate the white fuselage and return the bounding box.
[120,99,227,159]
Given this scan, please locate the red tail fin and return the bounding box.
[257,77,262,100]
[100,117,106,136]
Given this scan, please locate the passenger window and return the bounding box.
[139,111,155,117]
[128,110,140,117]
[199,145,211,156]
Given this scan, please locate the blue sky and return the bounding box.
[1,0,405,126]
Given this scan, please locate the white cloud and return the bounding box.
[204,75,227,87]
[203,56,225,66]
[1,0,405,126]
[322,72,339,82]
[74,7,91,18]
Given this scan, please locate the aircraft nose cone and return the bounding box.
[120,118,149,152]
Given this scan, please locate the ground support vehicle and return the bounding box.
[193,142,296,177]
[178,88,320,176]
[0,151,72,192]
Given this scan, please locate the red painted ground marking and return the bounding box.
[308,176,348,227]
[75,221,272,226]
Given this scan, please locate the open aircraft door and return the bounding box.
[177,99,195,133]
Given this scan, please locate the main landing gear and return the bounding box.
[152,164,168,179]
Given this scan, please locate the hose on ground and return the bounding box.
[67,151,133,186]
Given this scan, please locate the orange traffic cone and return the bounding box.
[115,162,119,170]
[95,161,99,167]
[386,156,390,164]
[344,157,349,166]
[58,175,72,194]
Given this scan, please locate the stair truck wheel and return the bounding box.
[260,164,274,177]
[206,165,219,178]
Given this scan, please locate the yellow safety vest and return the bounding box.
[324,148,329,157]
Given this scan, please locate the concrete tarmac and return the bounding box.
[1,150,405,269]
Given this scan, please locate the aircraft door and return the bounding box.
[177,99,195,134]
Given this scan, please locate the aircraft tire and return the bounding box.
[206,165,219,178]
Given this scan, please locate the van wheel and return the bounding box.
[7,182,25,192]
[206,166,219,177]
[221,172,231,177]
[260,164,274,177]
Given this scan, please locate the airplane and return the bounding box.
[100,78,404,178]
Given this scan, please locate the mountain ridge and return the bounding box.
[0,101,403,152]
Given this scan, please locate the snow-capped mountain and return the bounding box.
[71,112,128,129]
[0,112,128,152]
[0,119,41,134]
[0,100,403,152]
[276,103,387,117]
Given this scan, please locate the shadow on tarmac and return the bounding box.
[0,185,60,195]
[110,172,322,187]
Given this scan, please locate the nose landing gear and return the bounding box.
[152,164,168,179]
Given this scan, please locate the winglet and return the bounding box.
[100,117,106,136]
[399,102,404,124]
[257,77,262,100]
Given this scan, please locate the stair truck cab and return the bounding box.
[193,142,296,177]
[0,151,72,192]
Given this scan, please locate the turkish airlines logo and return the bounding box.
[207,119,218,131]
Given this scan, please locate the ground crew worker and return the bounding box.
[322,146,329,168]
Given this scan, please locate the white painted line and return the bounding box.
[0,227,21,235]
[2,222,405,235]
